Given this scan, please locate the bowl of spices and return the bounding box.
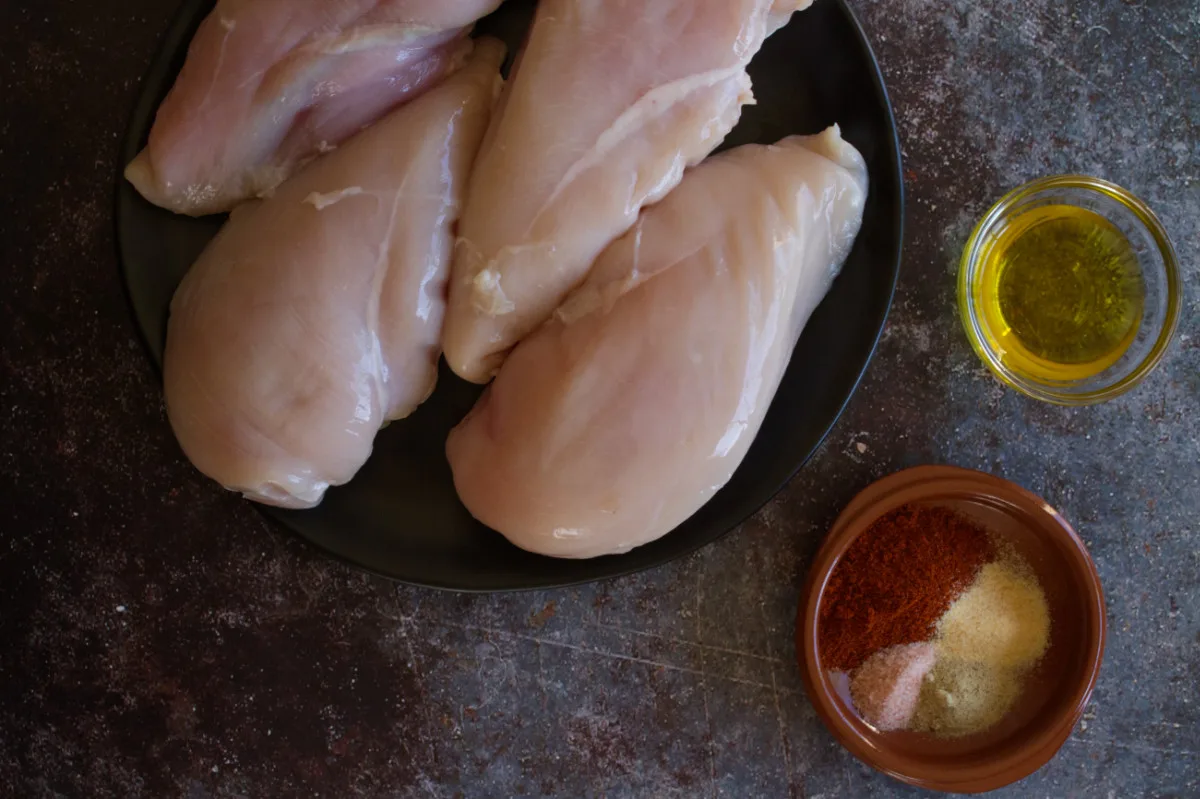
[959,174,1181,404]
[797,465,1106,793]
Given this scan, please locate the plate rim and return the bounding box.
[114,0,905,592]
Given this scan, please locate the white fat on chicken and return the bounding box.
[164,40,505,508]
[442,0,813,383]
[447,127,867,558]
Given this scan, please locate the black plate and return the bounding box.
[116,0,903,591]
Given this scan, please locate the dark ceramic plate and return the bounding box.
[116,0,904,591]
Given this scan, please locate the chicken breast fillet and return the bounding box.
[447,127,868,558]
[126,0,502,216]
[164,40,505,509]
[443,0,812,383]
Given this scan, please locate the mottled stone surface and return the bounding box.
[1,0,1197,796]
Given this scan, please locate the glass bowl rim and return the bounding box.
[958,174,1182,405]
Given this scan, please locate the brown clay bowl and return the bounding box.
[797,465,1106,793]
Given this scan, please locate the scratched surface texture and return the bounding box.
[1,0,1197,796]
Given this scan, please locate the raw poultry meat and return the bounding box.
[443,0,813,383]
[164,40,505,509]
[126,0,502,216]
[447,128,868,558]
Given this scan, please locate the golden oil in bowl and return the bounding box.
[960,175,1181,405]
[978,205,1145,382]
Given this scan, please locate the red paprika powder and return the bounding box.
[817,503,993,671]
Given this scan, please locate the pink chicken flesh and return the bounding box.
[164,40,505,508]
[126,0,502,216]
[443,0,812,383]
[447,128,868,558]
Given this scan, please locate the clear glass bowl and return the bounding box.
[959,175,1182,405]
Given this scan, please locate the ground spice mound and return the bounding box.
[818,503,993,671]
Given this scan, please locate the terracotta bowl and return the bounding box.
[797,465,1106,793]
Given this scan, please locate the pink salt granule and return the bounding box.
[848,642,937,732]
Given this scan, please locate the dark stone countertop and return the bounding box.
[1,0,1197,796]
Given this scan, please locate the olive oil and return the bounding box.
[978,205,1145,381]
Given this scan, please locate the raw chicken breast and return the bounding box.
[443,0,812,383]
[126,0,502,216]
[447,128,867,558]
[164,40,505,508]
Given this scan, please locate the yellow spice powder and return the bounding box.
[914,559,1051,737]
[935,561,1051,669]
[912,660,1023,736]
